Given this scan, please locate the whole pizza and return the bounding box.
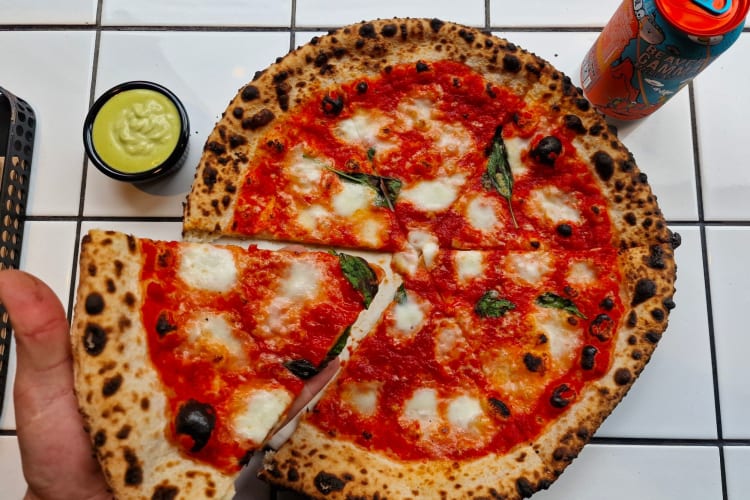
[71,18,678,500]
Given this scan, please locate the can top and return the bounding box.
[656,0,749,36]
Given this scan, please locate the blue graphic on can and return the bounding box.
[616,0,744,110]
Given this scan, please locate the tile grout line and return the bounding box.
[66,0,104,324]
[688,82,728,500]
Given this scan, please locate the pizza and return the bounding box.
[71,17,679,500]
[70,229,383,499]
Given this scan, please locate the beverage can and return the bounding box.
[581,0,749,120]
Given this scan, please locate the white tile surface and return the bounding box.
[1,221,79,431]
[706,226,750,439]
[598,227,716,439]
[695,34,750,221]
[0,0,97,25]
[532,445,722,500]
[491,0,620,27]
[295,0,486,28]
[0,436,26,499]
[0,31,95,216]
[101,0,292,27]
[84,31,290,217]
[726,447,750,500]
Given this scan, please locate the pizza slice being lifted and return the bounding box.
[70,229,383,499]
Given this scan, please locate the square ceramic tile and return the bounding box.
[494,31,698,221]
[706,226,750,439]
[0,221,80,431]
[101,0,292,27]
[0,31,95,216]
[83,31,290,218]
[726,446,750,500]
[694,34,750,221]
[491,0,619,27]
[294,0,486,28]
[0,436,26,499]
[597,227,716,439]
[532,445,722,500]
[0,0,97,25]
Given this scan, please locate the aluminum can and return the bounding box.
[581,0,749,120]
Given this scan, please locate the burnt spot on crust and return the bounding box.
[550,384,573,408]
[151,484,179,500]
[314,471,348,494]
[599,296,615,310]
[592,151,615,181]
[614,368,633,386]
[202,165,218,189]
[116,424,132,440]
[102,373,123,397]
[126,235,137,253]
[516,477,535,498]
[93,429,106,448]
[381,23,398,37]
[229,134,247,149]
[647,245,668,269]
[581,345,598,370]
[356,81,368,93]
[242,109,275,130]
[240,85,260,101]
[84,323,107,356]
[430,18,445,32]
[564,114,587,134]
[632,278,657,306]
[645,330,662,344]
[416,60,430,72]
[321,94,345,116]
[458,28,475,44]
[489,397,511,418]
[124,448,143,486]
[523,353,543,372]
[85,292,105,315]
[589,313,614,342]
[670,231,682,249]
[205,141,226,156]
[502,54,522,73]
[287,467,300,482]
[275,82,291,111]
[575,98,591,112]
[358,23,377,39]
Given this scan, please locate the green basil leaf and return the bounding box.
[367,147,376,161]
[536,292,587,319]
[321,325,351,367]
[335,251,379,308]
[283,359,319,380]
[475,290,516,318]
[394,283,407,304]
[484,129,518,228]
[325,166,401,211]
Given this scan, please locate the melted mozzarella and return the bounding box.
[434,322,464,362]
[505,251,552,285]
[332,181,373,217]
[257,260,323,338]
[393,294,426,337]
[400,175,465,212]
[407,230,439,267]
[287,149,323,194]
[397,98,433,131]
[404,388,439,430]
[342,382,380,416]
[455,251,485,283]
[568,260,598,285]
[336,110,394,151]
[186,314,244,357]
[357,218,385,247]
[447,395,483,430]
[504,136,530,178]
[234,389,292,443]
[466,196,499,231]
[533,308,581,362]
[436,123,472,157]
[179,245,236,292]
[297,205,328,232]
[280,260,323,300]
[528,186,582,224]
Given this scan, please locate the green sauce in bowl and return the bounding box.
[84,81,189,182]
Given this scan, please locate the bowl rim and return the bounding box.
[83,80,190,183]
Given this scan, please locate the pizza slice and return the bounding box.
[70,229,383,499]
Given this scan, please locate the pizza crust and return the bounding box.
[71,230,236,499]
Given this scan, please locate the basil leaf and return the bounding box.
[394,283,407,304]
[321,325,351,367]
[367,147,376,161]
[475,290,516,318]
[325,166,402,211]
[283,359,319,380]
[335,251,379,308]
[484,129,518,228]
[536,292,587,319]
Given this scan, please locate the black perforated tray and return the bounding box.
[0,86,35,417]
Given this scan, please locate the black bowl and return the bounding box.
[83,81,190,183]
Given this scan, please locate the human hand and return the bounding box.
[0,270,110,500]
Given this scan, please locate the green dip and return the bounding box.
[91,88,181,173]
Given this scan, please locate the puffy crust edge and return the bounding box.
[70,230,236,500]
